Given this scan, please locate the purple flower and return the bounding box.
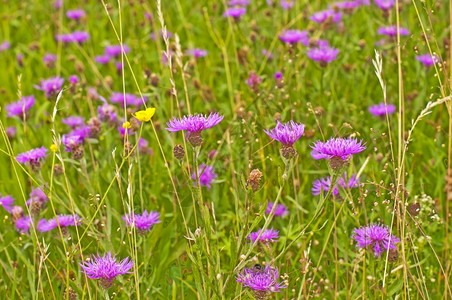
[0,41,10,52]
[5,95,35,118]
[138,138,152,155]
[98,103,118,124]
[186,48,208,58]
[150,30,173,41]
[377,26,410,36]
[95,55,111,64]
[66,8,85,20]
[310,9,342,23]
[353,223,400,257]
[0,195,15,213]
[43,53,57,65]
[166,113,224,133]
[265,202,289,218]
[312,172,361,195]
[16,216,33,233]
[332,0,363,10]
[237,265,287,293]
[228,0,250,5]
[62,134,83,151]
[280,0,294,9]
[279,30,309,45]
[105,45,130,57]
[245,72,262,89]
[369,102,396,117]
[80,252,134,289]
[311,137,366,161]
[34,76,64,98]
[192,164,217,189]
[223,7,246,18]
[38,214,82,232]
[16,147,48,167]
[374,0,395,10]
[416,54,440,67]
[110,92,146,107]
[247,228,279,243]
[307,45,339,66]
[56,31,90,44]
[123,210,160,233]
[69,75,79,85]
[28,186,48,206]
[264,121,305,146]
[54,0,62,9]
[274,72,283,80]
[262,49,273,59]
[62,116,85,128]
[6,126,17,139]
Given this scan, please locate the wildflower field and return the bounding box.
[0,0,451,299]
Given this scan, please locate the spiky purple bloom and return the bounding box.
[185,48,208,58]
[280,0,294,9]
[353,223,400,257]
[245,72,262,89]
[6,126,16,139]
[166,113,224,133]
[311,137,365,161]
[377,26,410,37]
[5,95,35,118]
[332,0,363,10]
[307,45,339,66]
[29,186,48,205]
[38,214,82,232]
[56,31,90,44]
[310,9,342,23]
[369,102,396,117]
[62,116,85,128]
[265,202,289,218]
[34,77,64,98]
[98,103,118,124]
[95,55,111,64]
[16,216,33,233]
[138,138,153,155]
[69,75,79,85]
[66,8,85,20]
[274,72,283,80]
[43,53,57,65]
[105,45,130,57]
[247,228,279,243]
[374,0,395,10]
[237,265,287,293]
[80,252,134,289]
[0,41,10,52]
[62,134,83,151]
[264,121,305,146]
[416,54,440,67]
[54,0,62,8]
[228,0,250,5]
[192,164,217,189]
[0,195,15,213]
[279,30,309,45]
[312,172,361,195]
[123,210,160,232]
[223,7,246,18]
[110,92,147,107]
[16,147,48,166]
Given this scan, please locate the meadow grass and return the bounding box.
[0,0,451,299]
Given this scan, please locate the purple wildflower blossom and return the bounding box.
[54,0,62,8]
[416,54,440,67]
[6,126,17,139]
[69,75,79,85]
[66,8,85,20]
[0,195,15,213]
[98,103,118,124]
[237,265,287,293]
[265,202,289,218]
[56,31,90,44]
[264,121,305,146]
[166,113,224,133]
[279,30,309,45]
[228,0,250,5]
[150,30,173,41]
[312,172,361,195]
[245,72,262,89]
[80,252,134,289]
[123,210,160,232]
[377,26,410,36]
[332,0,363,10]
[192,164,217,189]
[29,186,48,205]
[16,216,33,233]
[110,92,147,107]
[34,76,64,98]
[5,95,35,118]
[311,137,366,161]
[262,49,273,59]
[138,138,152,155]
[274,72,283,80]
[16,147,48,167]
[223,7,246,18]
[105,45,130,57]
[307,45,339,66]
[280,0,294,9]
[310,9,342,23]
[0,41,10,52]
[369,102,396,117]
[247,228,280,243]
[62,116,85,128]
[62,134,83,151]
[38,214,82,232]
[374,0,395,10]
[185,48,208,58]
[43,53,57,65]
[353,223,400,257]
[95,55,111,64]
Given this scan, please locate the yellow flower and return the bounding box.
[50,144,58,152]
[133,107,156,122]
[122,121,131,129]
